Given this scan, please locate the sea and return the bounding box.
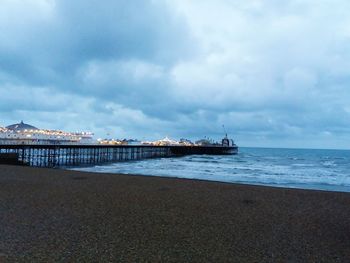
[72,147,350,193]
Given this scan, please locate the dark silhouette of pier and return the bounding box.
[0,144,237,168]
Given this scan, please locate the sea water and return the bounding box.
[72,147,350,192]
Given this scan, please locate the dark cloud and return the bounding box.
[1,0,350,148]
[0,0,192,83]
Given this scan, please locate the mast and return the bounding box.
[222,125,228,138]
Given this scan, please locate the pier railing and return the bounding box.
[0,144,236,168]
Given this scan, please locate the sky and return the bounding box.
[1,0,350,149]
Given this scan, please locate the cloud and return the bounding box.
[1,0,350,148]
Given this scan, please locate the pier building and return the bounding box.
[0,121,93,145]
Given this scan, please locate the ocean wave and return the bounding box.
[291,163,316,167]
[321,161,337,167]
[70,147,350,193]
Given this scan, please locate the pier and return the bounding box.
[0,144,237,168]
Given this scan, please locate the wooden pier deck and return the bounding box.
[0,144,237,168]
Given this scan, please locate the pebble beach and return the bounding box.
[1,164,350,262]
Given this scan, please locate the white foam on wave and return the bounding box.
[322,161,337,167]
[71,148,350,192]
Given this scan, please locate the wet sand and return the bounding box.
[0,164,349,262]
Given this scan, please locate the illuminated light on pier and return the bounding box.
[0,121,238,167]
[0,121,94,145]
[0,122,238,167]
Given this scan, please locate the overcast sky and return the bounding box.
[1,0,350,149]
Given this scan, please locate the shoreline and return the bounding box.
[69,167,350,194]
[1,164,350,262]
